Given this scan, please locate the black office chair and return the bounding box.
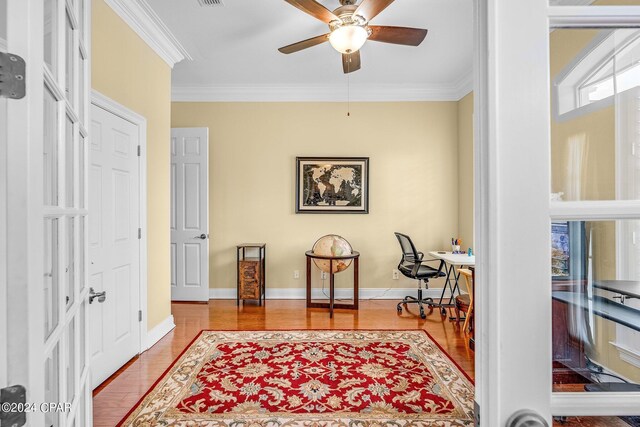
[394,232,445,319]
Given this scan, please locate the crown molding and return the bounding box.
[172,78,474,103]
[453,70,473,100]
[104,0,192,68]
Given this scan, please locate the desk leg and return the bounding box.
[433,263,461,318]
[446,265,463,321]
[450,267,461,302]
[329,260,334,318]
[435,262,452,307]
[446,264,458,305]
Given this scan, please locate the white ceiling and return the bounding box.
[147,0,473,101]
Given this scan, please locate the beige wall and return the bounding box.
[551,28,639,382]
[172,102,462,292]
[92,0,172,330]
[457,92,474,250]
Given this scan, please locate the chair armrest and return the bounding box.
[405,253,425,263]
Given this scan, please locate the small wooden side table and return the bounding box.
[237,243,266,306]
[305,250,359,318]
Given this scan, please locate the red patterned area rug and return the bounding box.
[118,330,474,426]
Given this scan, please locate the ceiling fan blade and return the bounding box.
[342,51,361,74]
[368,26,428,46]
[354,0,395,22]
[284,0,339,24]
[278,33,330,54]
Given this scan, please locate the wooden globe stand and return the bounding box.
[305,250,360,318]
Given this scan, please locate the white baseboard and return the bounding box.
[209,287,458,301]
[143,315,175,351]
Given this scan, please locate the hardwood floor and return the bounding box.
[92,299,628,427]
[92,299,474,426]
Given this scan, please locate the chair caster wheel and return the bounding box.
[397,305,402,313]
[420,312,426,319]
[441,308,447,316]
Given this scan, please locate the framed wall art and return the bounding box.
[296,157,369,214]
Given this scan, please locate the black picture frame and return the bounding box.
[296,157,369,214]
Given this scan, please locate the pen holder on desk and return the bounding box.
[452,245,461,254]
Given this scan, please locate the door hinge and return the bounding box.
[138,228,142,239]
[138,310,142,322]
[0,385,27,426]
[0,52,26,99]
[137,145,141,157]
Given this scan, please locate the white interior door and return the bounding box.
[171,127,210,302]
[1,0,92,425]
[89,104,141,389]
[479,1,640,425]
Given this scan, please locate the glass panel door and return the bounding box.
[42,0,91,424]
[549,15,640,423]
[551,29,640,407]
[477,1,640,424]
[548,17,640,418]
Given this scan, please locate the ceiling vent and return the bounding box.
[198,0,224,6]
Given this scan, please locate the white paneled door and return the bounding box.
[89,104,140,388]
[171,128,210,302]
[1,0,92,425]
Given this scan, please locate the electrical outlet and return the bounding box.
[321,271,328,280]
[392,270,400,280]
[293,270,300,279]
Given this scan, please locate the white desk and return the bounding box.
[429,251,475,267]
[428,251,476,316]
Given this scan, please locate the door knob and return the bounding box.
[506,410,548,427]
[195,233,208,240]
[89,287,106,304]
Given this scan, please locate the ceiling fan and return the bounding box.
[278,0,428,74]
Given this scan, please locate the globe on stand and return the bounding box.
[312,234,353,274]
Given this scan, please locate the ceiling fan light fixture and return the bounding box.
[329,25,369,54]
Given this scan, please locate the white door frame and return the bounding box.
[91,90,148,354]
[0,17,5,389]
[475,1,640,425]
[3,0,46,424]
[0,80,8,393]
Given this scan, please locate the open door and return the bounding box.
[0,0,92,425]
[477,1,640,425]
